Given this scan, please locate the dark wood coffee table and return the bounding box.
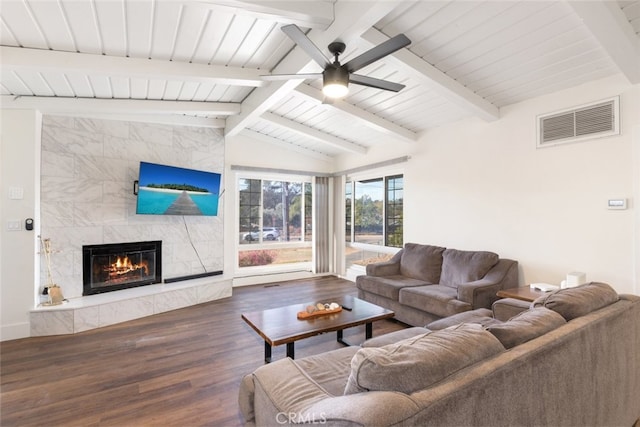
[241,296,394,363]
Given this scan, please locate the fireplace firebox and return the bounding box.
[83,241,162,296]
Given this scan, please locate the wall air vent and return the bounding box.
[536,96,619,148]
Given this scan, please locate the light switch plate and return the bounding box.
[7,221,21,231]
[8,186,24,200]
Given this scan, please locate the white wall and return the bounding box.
[335,74,639,295]
[1,109,41,340]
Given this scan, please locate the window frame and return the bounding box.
[235,172,314,274]
[344,170,404,269]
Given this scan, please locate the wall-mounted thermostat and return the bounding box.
[607,198,627,210]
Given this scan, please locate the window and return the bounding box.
[239,179,261,242]
[304,183,312,241]
[385,175,403,247]
[345,174,403,267]
[345,181,352,242]
[238,176,312,269]
[354,178,384,245]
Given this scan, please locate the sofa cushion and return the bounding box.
[344,323,504,395]
[531,282,619,321]
[486,307,566,349]
[399,243,446,283]
[426,308,499,330]
[357,275,429,301]
[362,327,430,348]
[399,285,472,318]
[294,346,360,396]
[439,249,499,288]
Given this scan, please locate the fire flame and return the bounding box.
[108,256,149,276]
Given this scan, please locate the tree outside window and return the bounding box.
[238,177,312,268]
[354,178,384,245]
[345,181,352,242]
[304,183,312,241]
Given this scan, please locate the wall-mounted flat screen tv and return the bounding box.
[136,162,221,216]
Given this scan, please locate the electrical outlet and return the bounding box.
[7,221,21,231]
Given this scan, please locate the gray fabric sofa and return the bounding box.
[238,282,640,426]
[356,243,519,326]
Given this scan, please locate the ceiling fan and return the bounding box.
[263,24,411,99]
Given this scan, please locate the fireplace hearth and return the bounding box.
[83,241,162,296]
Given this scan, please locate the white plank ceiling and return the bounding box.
[1,0,639,158]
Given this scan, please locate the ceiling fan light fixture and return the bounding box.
[323,82,349,98]
[322,67,349,98]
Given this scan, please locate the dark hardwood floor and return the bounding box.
[1,276,406,426]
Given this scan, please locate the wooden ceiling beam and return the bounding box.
[293,84,418,143]
[0,46,266,87]
[568,1,640,84]
[45,112,225,128]
[1,95,240,116]
[196,0,334,29]
[260,112,367,154]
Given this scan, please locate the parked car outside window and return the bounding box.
[243,227,280,241]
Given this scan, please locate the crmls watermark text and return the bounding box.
[276,412,327,424]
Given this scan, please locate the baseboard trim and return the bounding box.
[1,322,30,342]
[233,270,318,287]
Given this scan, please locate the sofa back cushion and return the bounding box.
[531,282,619,321]
[486,307,566,349]
[399,243,446,283]
[439,249,499,288]
[344,323,504,395]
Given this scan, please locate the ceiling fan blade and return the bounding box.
[261,73,322,81]
[349,74,405,92]
[344,34,411,73]
[281,24,330,68]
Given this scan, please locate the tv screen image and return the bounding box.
[136,162,221,216]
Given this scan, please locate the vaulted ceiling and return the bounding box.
[1,0,639,160]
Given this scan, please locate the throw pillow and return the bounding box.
[344,323,504,395]
[531,282,619,321]
[399,243,446,283]
[439,249,499,287]
[486,307,566,349]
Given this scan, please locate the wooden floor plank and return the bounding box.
[0,276,406,426]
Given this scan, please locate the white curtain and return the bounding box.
[313,176,331,273]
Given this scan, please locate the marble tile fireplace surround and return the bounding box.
[30,116,230,337]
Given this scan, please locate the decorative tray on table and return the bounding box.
[297,302,342,319]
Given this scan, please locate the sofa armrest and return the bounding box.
[457,259,519,308]
[492,298,530,321]
[365,260,400,277]
[365,250,402,277]
[457,279,503,309]
[246,357,419,426]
